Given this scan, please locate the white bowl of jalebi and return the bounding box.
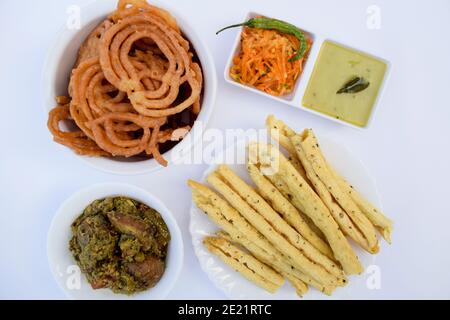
[43,0,217,174]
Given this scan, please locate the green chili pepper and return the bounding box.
[216,17,308,62]
[336,77,370,94]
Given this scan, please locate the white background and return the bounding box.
[1,0,449,299]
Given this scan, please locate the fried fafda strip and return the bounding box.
[216,233,309,297]
[285,275,309,297]
[203,236,282,293]
[268,114,391,245]
[266,115,385,251]
[328,166,393,243]
[215,165,343,280]
[266,115,313,184]
[246,163,333,259]
[188,180,336,294]
[189,180,283,261]
[262,171,326,240]
[294,130,379,252]
[216,231,335,296]
[207,235,284,287]
[206,172,346,286]
[292,138,373,252]
[266,115,296,154]
[189,179,337,291]
[265,117,326,234]
[253,142,363,275]
[266,116,321,227]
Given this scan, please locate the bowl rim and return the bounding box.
[47,182,184,300]
[42,0,217,175]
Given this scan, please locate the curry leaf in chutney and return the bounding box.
[337,77,370,94]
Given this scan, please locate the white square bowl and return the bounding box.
[222,12,391,130]
[299,40,391,130]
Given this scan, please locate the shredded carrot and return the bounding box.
[230,27,312,96]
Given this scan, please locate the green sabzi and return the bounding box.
[216,17,307,62]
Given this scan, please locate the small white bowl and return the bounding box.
[298,40,391,130]
[223,12,316,104]
[47,183,184,300]
[42,0,217,175]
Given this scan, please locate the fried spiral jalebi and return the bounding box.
[99,11,202,117]
[112,0,180,32]
[47,0,203,167]
[75,20,113,67]
[69,57,134,139]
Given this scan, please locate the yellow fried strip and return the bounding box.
[189,179,336,294]
[266,114,296,154]
[206,172,345,286]
[247,163,334,259]
[285,273,309,297]
[189,180,282,260]
[328,166,393,243]
[292,137,372,252]
[204,237,281,293]
[266,115,385,250]
[266,115,325,238]
[216,164,344,279]
[253,142,362,275]
[263,172,326,240]
[217,231,335,296]
[215,231,308,297]
[207,236,283,286]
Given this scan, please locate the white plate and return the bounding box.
[189,133,382,300]
[47,182,184,300]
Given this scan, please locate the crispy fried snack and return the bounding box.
[205,171,346,287]
[47,0,203,166]
[293,130,381,252]
[215,165,343,279]
[203,236,283,293]
[48,104,110,157]
[99,6,202,117]
[266,115,390,250]
[246,163,334,259]
[250,142,363,275]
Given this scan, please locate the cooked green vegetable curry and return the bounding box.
[69,197,170,294]
[302,40,387,127]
